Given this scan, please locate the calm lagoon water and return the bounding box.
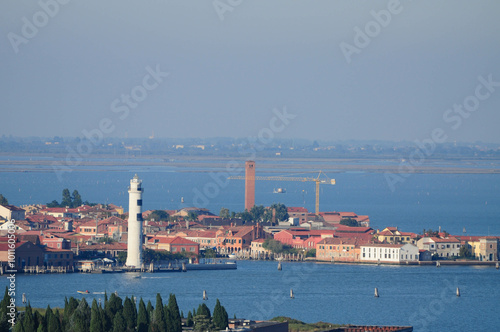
[1,162,499,235]
[1,159,500,330]
[1,260,500,332]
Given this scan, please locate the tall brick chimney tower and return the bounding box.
[245,160,255,211]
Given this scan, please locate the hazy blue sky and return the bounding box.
[1,0,499,143]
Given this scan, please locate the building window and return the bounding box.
[137,213,142,221]
[190,247,195,252]
[137,199,142,206]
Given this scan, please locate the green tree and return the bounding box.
[186,311,193,327]
[212,299,228,330]
[46,200,60,208]
[196,303,211,318]
[0,194,8,206]
[105,293,123,323]
[61,189,72,207]
[23,303,36,332]
[150,294,166,332]
[340,217,360,227]
[147,210,170,221]
[264,203,289,223]
[262,239,284,254]
[0,286,11,318]
[51,309,63,332]
[250,205,266,222]
[219,207,230,219]
[34,311,45,332]
[459,245,473,258]
[186,211,199,222]
[72,190,82,208]
[305,249,316,257]
[69,298,91,332]
[90,299,104,332]
[137,298,149,332]
[193,315,213,332]
[236,210,253,224]
[112,311,127,332]
[146,300,154,322]
[166,294,181,332]
[122,297,137,331]
[13,318,24,332]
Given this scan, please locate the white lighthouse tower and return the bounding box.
[126,174,143,268]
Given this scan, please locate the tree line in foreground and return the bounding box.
[0,287,228,332]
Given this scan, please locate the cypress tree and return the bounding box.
[146,300,154,322]
[34,310,45,332]
[90,299,104,332]
[47,309,62,332]
[13,318,24,332]
[0,287,11,317]
[220,305,229,329]
[167,294,182,332]
[164,305,173,332]
[152,294,167,332]
[123,296,137,331]
[63,297,79,327]
[196,303,211,318]
[23,303,35,332]
[105,293,123,327]
[137,298,149,332]
[186,311,193,327]
[213,299,222,329]
[112,311,127,332]
[69,297,91,332]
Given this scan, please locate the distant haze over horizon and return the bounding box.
[2,1,500,143]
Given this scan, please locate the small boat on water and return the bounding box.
[273,188,286,194]
[77,290,90,294]
[228,254,237,259]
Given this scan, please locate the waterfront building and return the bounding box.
[146,236,199,254]
[44,247,74,268]
[125,174,144,268]
[458,236,499,261]
[316,238,362,262]
[273,228,336,250]
[360,243,419,264]
[417,236,460,258]
[216,224,265,253]
[250,238,271,256]
[167,229,218,249]
[76,242,128,259]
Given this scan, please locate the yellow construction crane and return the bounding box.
[228,171,335,215]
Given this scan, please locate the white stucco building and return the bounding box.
[360,243,420,263]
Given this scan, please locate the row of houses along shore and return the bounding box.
[0,203,499,273]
